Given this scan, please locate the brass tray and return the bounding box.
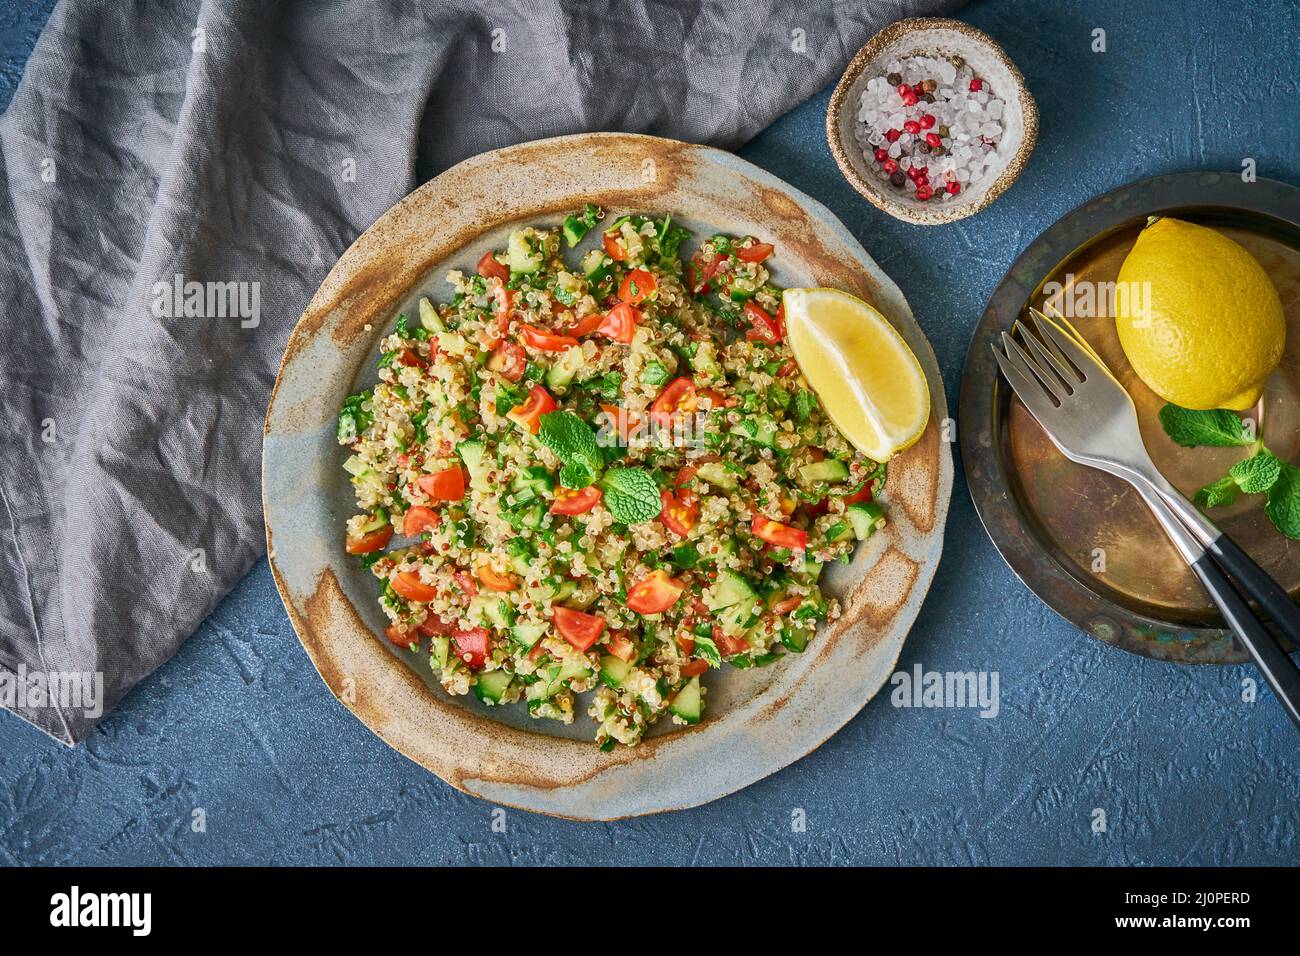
[961,171,1300,664]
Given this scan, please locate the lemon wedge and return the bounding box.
[782,287,930,462]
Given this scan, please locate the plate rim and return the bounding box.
[263,131,954,818]
[959,170,1300,665]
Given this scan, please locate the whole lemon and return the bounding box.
[1114,217,1285,410]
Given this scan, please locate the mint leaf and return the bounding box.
[1194,476,1239,509]
[793,390,817,424]
[559,460,596,490]
[1229,451,1282,495]
[1158,404,1252,448]
[1264,462,1300,540]
[692,632,722,668]
[539,410,603,481]
[599,468,662,524]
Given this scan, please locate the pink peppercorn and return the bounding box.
[903,120,920,134]
[920,114,936,130]
[885,128,901,143]
[969,77,983,92]
[874,147,888,162]
[925,132,942,148]
[946,180,961,195]
[882,159,898,174]
[916,184,933,200]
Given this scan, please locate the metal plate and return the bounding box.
[263,133,953,818]
[961,171,1300,664]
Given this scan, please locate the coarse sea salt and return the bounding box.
[853,54,1006,203]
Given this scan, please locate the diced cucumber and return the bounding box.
[548,579,578,603]
[527,664,563,700]
[801,557,823,578]
[719,599,758,637]
[695,461,738,491]
[506,230,542,274]
[599,654,633,690]
[690,341,721,378]
[430,636,450,670]
[418,296,445,333]
[779,625,810,653]
[356,508,389,534]
[511,465,555,495]
[457,440,490,490]
[509,553,532,577]
[742,415,779,448]
[474,670,513,704]
[704,569,757,611]
[468,594,511,629]
[557,659,592,683]
[343,454,369,477]
[510,621,546,650]
[436,330,469,356]
[519,503,544,530]
[799,459,850,485]
[824,519,854,543]
[847,502,885,541]
[545,347,585,393]
[668,676,703,724]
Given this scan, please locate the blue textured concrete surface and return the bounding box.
[3,0,1298,866]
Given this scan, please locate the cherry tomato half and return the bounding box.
[391,570,439,603]
[519,323,579,352]
[618,268,658,305]
[477,563,520,592]
[476,250,511,282]
[606,631,637,662]
[550,485,602,516]
[402,506,442,537]
[751,515,807,552]
[452,628,491,670]
[386,624,418,648]
[345,524,393,554]
[626,569,686,615]
[417,466,466,502]
[660,488,699,537]
[553,606,606,651]
[596,302,640,344]
[735,241,774,264]
[603,231,628,261]
[507,384,557,434]
[712,626,750,657]
[743,301,781,343]
[681,658,709,678]
[487,339,526,382]
[568,312,605,337]
[650,376,698,425]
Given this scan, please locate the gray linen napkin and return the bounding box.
[0,0,963,743]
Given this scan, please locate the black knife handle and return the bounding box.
[1207,533,1300,649]
[1191,553,1300,733]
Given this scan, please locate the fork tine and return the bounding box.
[1001,330,1065,404]
[1028,308,1111,382]
[992,335,1063,430]
[1012,319,1078,392]
[992,340,1068,442]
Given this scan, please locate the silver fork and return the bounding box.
[993,308,1300,732]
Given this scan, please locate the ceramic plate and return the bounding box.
[263,132,952,819]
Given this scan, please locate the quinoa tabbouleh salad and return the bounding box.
[337,206,887,749]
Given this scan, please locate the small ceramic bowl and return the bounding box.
[827,17,1038,225]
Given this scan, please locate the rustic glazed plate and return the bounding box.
[264,132,952,819]
[962,171,1300,664]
